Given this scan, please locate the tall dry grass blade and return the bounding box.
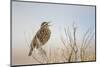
[84,32,95,50]
[80,29,90,61]
[62,48,68,61]
[73,25,78,61]
[81,28,90,48]
[61,35,68,50]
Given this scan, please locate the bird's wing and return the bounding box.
[36,29,43,43]
[30,29,43,48]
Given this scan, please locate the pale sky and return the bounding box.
[12,1,95,48]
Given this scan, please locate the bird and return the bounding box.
[28,22,51,56]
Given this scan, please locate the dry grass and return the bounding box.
[26,23,95,64]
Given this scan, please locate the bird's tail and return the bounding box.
[28,48,33,56]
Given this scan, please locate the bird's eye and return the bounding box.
[44,23,47,26]
[43,24,46,26]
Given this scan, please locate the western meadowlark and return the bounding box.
[28,22,51,56]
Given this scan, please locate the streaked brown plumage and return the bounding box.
[28,22,51,56]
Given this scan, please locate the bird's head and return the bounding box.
[41,22,51,28]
